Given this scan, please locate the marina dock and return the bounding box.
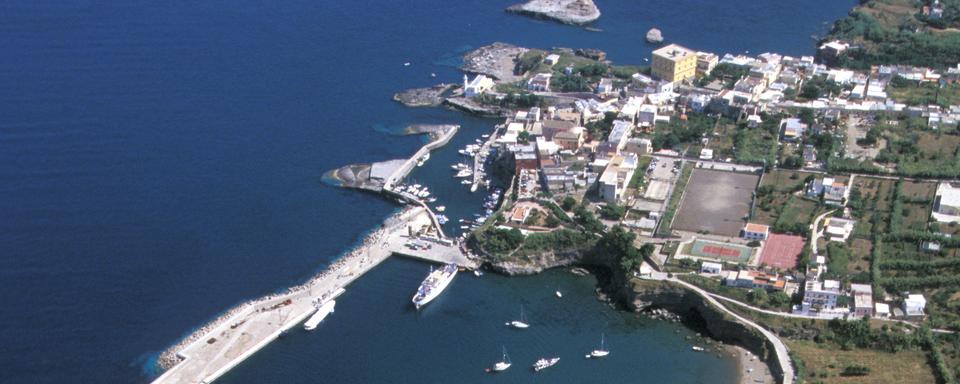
[153,207,475,384]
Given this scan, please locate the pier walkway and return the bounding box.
[153,207,473,384]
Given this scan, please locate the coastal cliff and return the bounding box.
[477,246,784,382]
[506,0,601,26]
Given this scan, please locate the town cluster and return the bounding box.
[462,40,960,325]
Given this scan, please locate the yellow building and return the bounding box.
[651,44,697,83]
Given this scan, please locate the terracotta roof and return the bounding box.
[744,223,769,233]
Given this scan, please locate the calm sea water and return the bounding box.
[0,1,854,383]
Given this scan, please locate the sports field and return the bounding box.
[672,169,759,236]
[687,239,752,263]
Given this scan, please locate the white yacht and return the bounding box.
[506,305,529,329]
[532,357,559,372]
[586,333,609,358]
[493,346,512,372]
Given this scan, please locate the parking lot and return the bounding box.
[672,168,759,237]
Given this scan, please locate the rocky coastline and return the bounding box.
[393,84,455,107]
[505,0,601,26]
[461,42,527,82]
[477,247,781,383]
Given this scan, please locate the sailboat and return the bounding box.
[492,346,512,372]
[586,333,610,358]
[506,305,529,329]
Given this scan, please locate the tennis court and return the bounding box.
[688,239,752,263]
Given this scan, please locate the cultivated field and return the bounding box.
[672,169,759,236]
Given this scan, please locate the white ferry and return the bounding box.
[412,263,457,309]
[303,300,336,331]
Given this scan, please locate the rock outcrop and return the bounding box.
[461,42,527,82]
[506,0,601,26]
[393,84,455,107]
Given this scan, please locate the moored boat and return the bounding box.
[412,263,458,309]
[532,357,559,372]
[303,300,336,331]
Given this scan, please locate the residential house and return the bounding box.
[802,144,818,165]
[903,294,927,318]
[510,205,531,224]
[623,138,652,155]
[807,176,849,205]
[544,54,560,66]
[541,166,576,193]
[851,284,874,317]
[824,217,856,242]
[637,104,659,128]
[723,270,786,291]
[695,51,719,78]
[933,182,960,222]
[552,126,586,151]
[527,73,552,92]
[818,40,849,60]
[463,74,495,97]
[606,120,634,153]
[746,114,763,128]
[596,78,616,96]
[742,223,770,241]
[699,148,714,160]
[780,118,807,141]
[801,279,841,313]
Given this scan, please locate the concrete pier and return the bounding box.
[153,207,474,384]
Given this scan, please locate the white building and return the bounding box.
[699,148,714,160]
[933,182,960,223]
[464,74,495,97]
[638,104,659,128]
[544,54,560,66]
[903,294,926,318]
[800,279,841,314]
[701,261,723,274]
[598,154,638,203]
[824,217,856,242]
[741,223,769,241]
[527,73,553,92]
[780,118,807,141]
[607,120,634,153]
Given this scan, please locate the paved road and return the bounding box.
[663,277,795,384]
[809,209,836,257]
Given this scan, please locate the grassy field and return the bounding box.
[657,162,694,236]
[772,196,818,234]
[734,125,779,165]
[788,340,937,384]
[886,81,960,108]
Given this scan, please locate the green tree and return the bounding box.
[599,203,626,220]
[561,196,578,211]
[748,288,768,305]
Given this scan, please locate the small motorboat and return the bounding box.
[692,346,705,352]
[473,269,483,277]
[435,206,446,212]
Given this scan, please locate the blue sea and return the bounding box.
[0,1,855,383]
